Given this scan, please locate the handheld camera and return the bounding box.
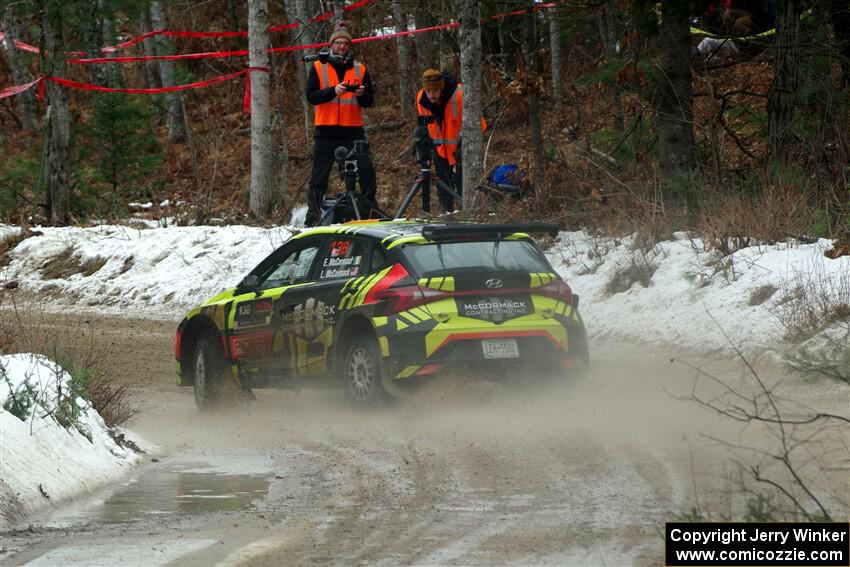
[301,50,346,65]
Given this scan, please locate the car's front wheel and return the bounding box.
[342,336,387,404]
[193,336,227,410]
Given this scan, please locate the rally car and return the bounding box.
[175,220,588,408]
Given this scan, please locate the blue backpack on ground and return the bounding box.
[488,164,525,197]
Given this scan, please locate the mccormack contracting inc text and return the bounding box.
[665,522,849,566]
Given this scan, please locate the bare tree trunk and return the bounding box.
[226,0,240,31]
[249,0,276,218]
[459,0,482,212]
[100,6,123,88]
[272,52,290,204]
[332,0,344,27]
[599,0,624,130]
[41,2,71,225]
[2,5,38,131]
[150,0,187,143]
[84,0,108,86]
[139,8,161,89]
[548,7,563,108]
[654,1,696,182]
[284,0,314,141]
[392,0,414,116]
[768,0,802,167]
[414,3,438,69]
[526,5,546,187]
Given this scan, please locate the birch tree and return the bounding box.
[392,0,414,116]
[40,1,71,225]
[150,0,186,143]
[249,0,276,218]
[2,5,38,131]
[459,0,482,211]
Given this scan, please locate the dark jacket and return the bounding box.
[306,55,374,140]
[416,71,458,131]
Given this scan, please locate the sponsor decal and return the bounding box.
[458,296,531,323]
[283,297,336,338]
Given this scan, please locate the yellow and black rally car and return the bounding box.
[175,220,588,408]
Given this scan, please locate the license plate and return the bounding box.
[481,338,519,359]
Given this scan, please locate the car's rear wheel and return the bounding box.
[343,336,387,404]
[193,335,228,410]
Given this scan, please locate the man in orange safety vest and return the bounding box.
[305,24,378,226]
[415,68,487,212]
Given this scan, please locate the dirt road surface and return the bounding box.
[2,312,847,566]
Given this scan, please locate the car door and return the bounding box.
[229,236,324,380]
[284,235,374,377]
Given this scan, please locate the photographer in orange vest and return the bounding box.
[305,23,377,226]
[415,68,486,212]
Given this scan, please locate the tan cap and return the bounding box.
[422,68,444,90]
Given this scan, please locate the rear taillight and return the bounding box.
[175,328,183,361]
[539,278,573,305]
[364,263,450,314]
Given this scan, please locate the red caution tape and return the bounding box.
[45,67,268,95]
[242,67,270,114]
[0,76,43,100]
[0,32,41,53]
[0,0,377,56]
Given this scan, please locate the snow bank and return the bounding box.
[0,354,145,530]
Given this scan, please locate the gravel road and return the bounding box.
[2,311,847,566]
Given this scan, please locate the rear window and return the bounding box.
[401,240,549,275]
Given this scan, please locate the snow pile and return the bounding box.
[0,223,294,317]
[0,354,145,529]
[551,231,848,357]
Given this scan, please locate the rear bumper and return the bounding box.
[385,322,588,380]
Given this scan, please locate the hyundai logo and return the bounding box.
[485,278,504,289]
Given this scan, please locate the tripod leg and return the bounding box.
[434,178,462,208]
[395,179,423,218]
[318,205,334,226]
[351,192,361,220]
[422,175,430,213]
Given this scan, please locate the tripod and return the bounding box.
[319,142,389,226]
[395,126,462,219]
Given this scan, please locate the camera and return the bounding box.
[343,83,360,92]
[335,141,369,177]
[301,50,345,65]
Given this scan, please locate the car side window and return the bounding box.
[261,244,320,289]
[318,238,369,280]
[369,246,387,274]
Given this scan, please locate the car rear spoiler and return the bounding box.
[421,223,559,241]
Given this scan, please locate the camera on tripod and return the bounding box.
[335,140,369,177]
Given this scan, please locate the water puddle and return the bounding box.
[42,459,271,527]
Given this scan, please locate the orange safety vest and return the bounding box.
[415,85,486,166]
[313,60,365,127]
